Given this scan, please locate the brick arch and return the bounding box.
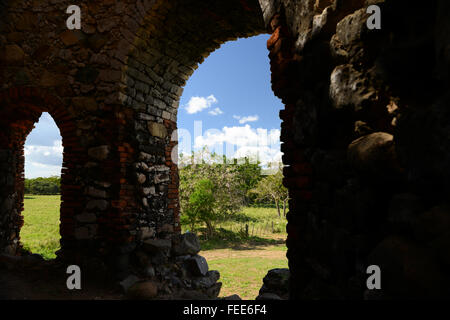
[0,0,449,301]
[113,0,268,245]
[0,87,85,257]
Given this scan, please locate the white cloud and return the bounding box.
[185,95,218,114]
[25,162,62,178]
[24,140,63,178]
[233,114,259,124]
[26,112,62,147]
[208,107,223,116]
[24,140,63,157]
[193,125,281,166]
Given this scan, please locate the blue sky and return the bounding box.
[24,34,283,178]
[24,113,63,178]
[178,34,283,165]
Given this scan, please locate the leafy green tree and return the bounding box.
[251,164,289,217]
[184,179,217,237]
[233,157,263,205]
[179,149,245,234]
[24,176,61,195]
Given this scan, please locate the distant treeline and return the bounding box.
[25,176,61,195]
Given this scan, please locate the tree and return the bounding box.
[24,176,61,195]
[251,164,289,217]
[234,157,263,205]
[179,149,245,234]
[184,179,217,237]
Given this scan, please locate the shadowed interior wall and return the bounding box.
[260,0,450,299]
[1,0,450,299]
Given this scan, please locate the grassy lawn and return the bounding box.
[187,206,288,300]
[21,195,288,299]
[201,239,288,299]
[21,195,61,259]
[207,253,288,300]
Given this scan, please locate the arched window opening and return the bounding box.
[21,112,63,260]
[178,35,288,299]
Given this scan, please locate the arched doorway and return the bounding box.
[21,112,63,259]
[177,34,287,299]
[116,0,293,299]
[0,88,84,259]
[1,0,297,300]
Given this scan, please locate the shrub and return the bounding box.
[179,150,245,234]
[24,176,60,195]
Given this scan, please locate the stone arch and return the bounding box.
[0,87,85,257]
[0,0,449,300]
[112,0,268,247]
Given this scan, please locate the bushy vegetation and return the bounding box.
[24,176,61,195]
[179,152,247,237]
[250,165,289,217]
[179,149,288,235]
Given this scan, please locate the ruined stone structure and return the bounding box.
[1,0,450,299]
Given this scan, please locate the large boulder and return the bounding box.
[142,239,171,255]
[262,268,290,292]
[186,255,209,276]
[172,232,201,256]
[348,132,403,181]
[256,268,290,300]
[192,270,220,289]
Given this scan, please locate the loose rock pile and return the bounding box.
[119,232,222,300]
[256,268,289,300]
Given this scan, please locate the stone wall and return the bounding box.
[261,0,450,299]
[1,0,450,299]
[0,0,265,297]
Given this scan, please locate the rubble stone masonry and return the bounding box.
[1,0,450,299]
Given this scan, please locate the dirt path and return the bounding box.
[201,244,287,261]
[200,234,287,261]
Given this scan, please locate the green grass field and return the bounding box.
[21,195,61,259]
[208,254,288,299]
[21,195,287,299]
